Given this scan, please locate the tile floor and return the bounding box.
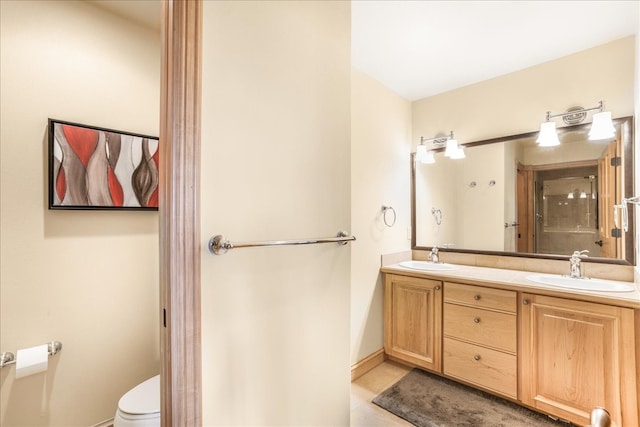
[350,360,414,426]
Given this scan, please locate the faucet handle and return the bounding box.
[431,245,439,253]
[572,250,589,258]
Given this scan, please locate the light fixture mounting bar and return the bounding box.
[545,101,604,125]
[420,131,454,146]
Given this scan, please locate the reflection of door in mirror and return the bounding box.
[598,140,622,258]
[533,167,600,256]
[516,164,533,253]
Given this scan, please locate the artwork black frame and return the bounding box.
[48,119,159,210]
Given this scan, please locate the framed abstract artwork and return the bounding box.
[48,119,159,210]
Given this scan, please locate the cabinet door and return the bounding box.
[520,294,638,427]
[384,274,442,372]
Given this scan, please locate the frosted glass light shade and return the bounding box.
[415,144,427,162]
[450,146,465,159]
[536,121,560,147]
[588,111,615,140]
[421,150,435,164]
[444,138,459,157]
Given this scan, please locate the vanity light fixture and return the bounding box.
[422,150,436,164]
[415,139,435,164]
[415,143,427,162]
[418,131,464,164]
[588,110,616,140]
[536,121,560,147]
[448,142,465,159]
[537,100,615,146]
[444,137,458,157]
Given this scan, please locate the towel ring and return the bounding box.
[382,206,396,227]
[431,207,442,225]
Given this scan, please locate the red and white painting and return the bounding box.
[49,119,159,210]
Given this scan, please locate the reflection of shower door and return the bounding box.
[598,140,620,258]
[533,165,599,256]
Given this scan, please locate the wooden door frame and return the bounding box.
[159,0,203,425]
[516,163,533,253]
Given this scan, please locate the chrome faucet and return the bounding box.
[569,250,589,278]
[430,246,440,263]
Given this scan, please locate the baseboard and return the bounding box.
[351,348,386,381]
[91,418,114,427]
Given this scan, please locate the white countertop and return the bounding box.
[381,262,640,309]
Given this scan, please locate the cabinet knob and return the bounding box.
[473,294,481,301]
[435,285,441,290]
[523,299,529,305]
[474,355,481,361]
[473,317,481,323]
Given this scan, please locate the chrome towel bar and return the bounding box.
[0,341,62,368]
[209,231,356,255]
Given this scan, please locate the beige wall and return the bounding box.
[0,1,160,425]
[413,36,635,145]
[350,71,412,364]
[200,1,351,425]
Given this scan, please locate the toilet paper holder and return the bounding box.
[0,341,62,368]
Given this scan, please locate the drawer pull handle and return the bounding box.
[473,317,481,323]
[523,299,530,305]
[473,295,481,301]
[474,354,481,361]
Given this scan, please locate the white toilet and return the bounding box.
[114,375,160,427]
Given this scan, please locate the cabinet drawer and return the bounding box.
[443,303,516,353]
[444,282,516,313]
[444,337,517,399]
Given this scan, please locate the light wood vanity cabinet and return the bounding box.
[520,293,638,427]
[384,274,442,372]
[443,282,518,398]
[382,270,640,427]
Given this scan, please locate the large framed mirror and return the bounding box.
[412,116,634,265]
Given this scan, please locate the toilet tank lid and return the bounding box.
[118,375,160,415]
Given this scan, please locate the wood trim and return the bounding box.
[160,0,202,425]
[351,349,386,382]
[620,308,639,427]
[636,309,640,425]
[524,159,597,171]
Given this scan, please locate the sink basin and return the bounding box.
[526,274,636,292]
[399,261,457,271]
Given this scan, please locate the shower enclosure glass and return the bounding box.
[534,166,600,256]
